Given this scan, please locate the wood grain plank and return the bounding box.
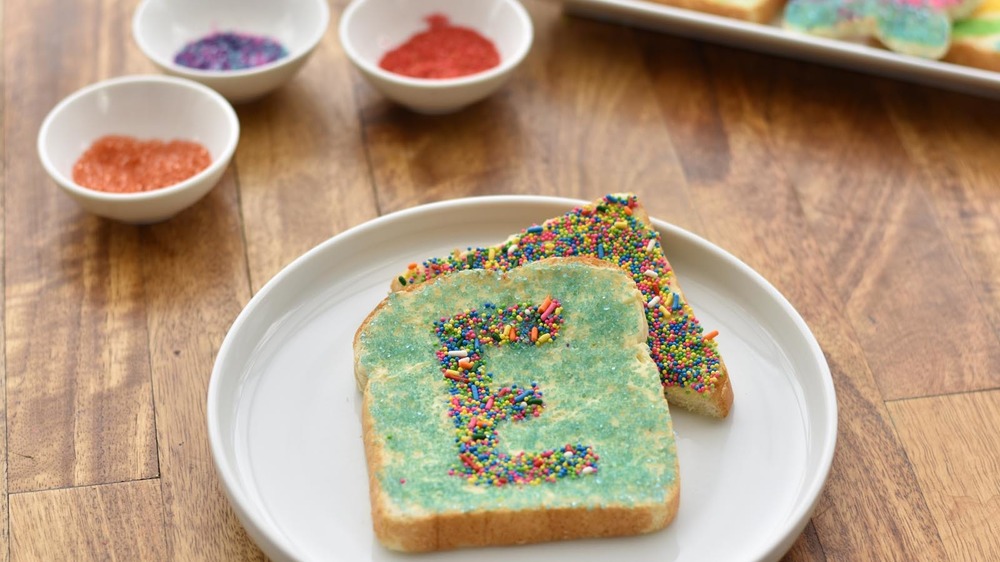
[0,0,10,558]
[3,0,158,492]
[756,64,1000,401]
[139,5,379,560]
[879,85,1000,346]
[9,479,167,562]
[235,10,378,291]
[888,392,1000,560]
[359,3,702,234]
[781,521,826,562]
[140,176,264,560]
[635,35,947,559]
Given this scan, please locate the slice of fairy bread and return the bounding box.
[355,258,680,552]
[392,193,733,418]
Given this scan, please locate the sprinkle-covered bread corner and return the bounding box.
[393,193,733,419]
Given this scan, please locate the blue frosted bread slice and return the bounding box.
[355,257,680,552]
[393,193,732,419]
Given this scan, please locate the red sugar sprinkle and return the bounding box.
[379,14,500,79]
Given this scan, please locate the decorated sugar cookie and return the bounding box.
[784,0,983,59]
[945,0,1000,70]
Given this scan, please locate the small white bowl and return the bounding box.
[37,75,240,224]
[339,0,533,114]
[133,0,329,103]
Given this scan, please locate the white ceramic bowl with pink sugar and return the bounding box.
[339,0,534,114]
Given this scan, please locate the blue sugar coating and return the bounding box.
[785,0,867,30]
[174,31,288,71]
[876,3,951,47]
[786,0,951,51]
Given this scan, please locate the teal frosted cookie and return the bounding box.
[784,0,982,58]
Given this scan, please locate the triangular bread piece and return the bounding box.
[393,193,733,418]
[355,258,679,551]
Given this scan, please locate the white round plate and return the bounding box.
[208,196,837,562]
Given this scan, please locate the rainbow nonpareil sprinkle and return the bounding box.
[173,31,288,71]
[435,299,599,487]
[403,194,724,396]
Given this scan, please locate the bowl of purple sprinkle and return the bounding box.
[133,0,329,103]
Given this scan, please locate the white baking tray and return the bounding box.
[564,0,1000,99]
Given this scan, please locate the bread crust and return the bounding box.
[944,42,1000,72]
[362,390,681,552]
[642,0,786,23]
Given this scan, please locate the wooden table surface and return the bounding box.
[4,0,1000,559]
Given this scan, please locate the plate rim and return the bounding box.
[207,194,839,561]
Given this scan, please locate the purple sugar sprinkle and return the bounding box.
[173,31,289,71]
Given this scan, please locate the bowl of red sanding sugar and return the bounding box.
[132,0,329,103]
[37,75,240,224]
[339,0,533,114]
